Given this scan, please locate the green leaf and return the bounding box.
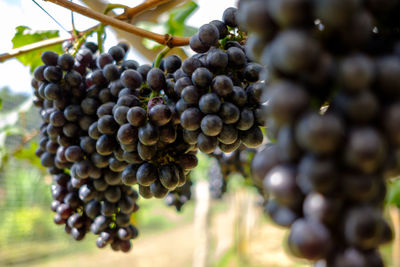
[14,141,44,170]
[138,1,198,49]
[136,21,164,50]
[183,25,198,37]
[388,179,400,207]
[0,98,2,110]
[166,1,198,36]
[11,26,63,73]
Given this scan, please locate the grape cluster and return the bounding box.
[30,5,267,253]
[209,146,254,199]
[31,43,140,252]
[241,0,400,265]
[208,160,226,200]
[164,179,193,212]
[165,8,265,155]
[92,56,198,200]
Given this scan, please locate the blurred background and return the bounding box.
[0,0,397,266]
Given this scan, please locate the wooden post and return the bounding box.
[193,180,211,267]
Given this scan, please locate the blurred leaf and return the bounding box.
[0,96,32,167]
[0,98,2,110]
[166,1,198,36]
[190,153,211,182]
[138,1,198,50]
[2,125,24,136]
[388,179,400,207]
[215,247,236,267]
[14,141,44,169]
[0,87,30,112]
[0,97,32,130]
[183,25,198,37]
[12,26,63,73]
[137,21,163,50]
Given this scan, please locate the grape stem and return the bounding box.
[154,46,171,68]
[104,4,130,15]
[44,0,190,47]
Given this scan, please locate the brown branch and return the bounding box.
[44,0,190,47]
[116,0,171,20]
[0,36,71,63]
[0,0,185,63]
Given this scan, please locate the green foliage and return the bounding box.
[190,152,211,182]
[0,116,24,168]
[166,1,198,37]
[1,163,50,208]
[139,1,198,49]
[0,90,33,168]
[0,87,30,111]
[0,162,53,245]
[12,26,63,72]
[14,141,44,170]
[388,179,400,208]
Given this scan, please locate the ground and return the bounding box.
[28,203,305,267]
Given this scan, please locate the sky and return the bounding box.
[0,0,236,95]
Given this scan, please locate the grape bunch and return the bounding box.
[208,160,227,199]
[31,43,140,252]
[29,4,267,253]
[240,0,400,265]
[164,7,265,155]
[209,146,255,199]
[164,179,193,212]
[91,56,198,200]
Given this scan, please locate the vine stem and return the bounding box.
[0,0,180,63]
[44,0,190,47]
[0,36,71,62]
[154,46,171,68]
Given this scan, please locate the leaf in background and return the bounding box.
[14,141,44,170]
[183,26,198,37]
[388,179,400,208]
[167,1,198,36]
[11,26,63,73]
[136,21,163,50]
[138,1,198,50]
[0,98,2,110]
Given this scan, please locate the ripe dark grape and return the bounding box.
[41,51,59,66]
[121,69,142,89]
[189,34,210,53]
[180,107,203,131]
[147,68,166,92]
[108,46,125,62]
[222,7,238,27]
[164,55,181,73]
[206,49,228,70]
[148,104,172,126]
[199,93,221,114]
[44,66,63,83]
[197,133,218,154]
[138,123,159,146]
[200,115,223,136]
[127,106,146,127]
[57,54,74,70]
[198,24,220,46]
[192,67,213,88]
